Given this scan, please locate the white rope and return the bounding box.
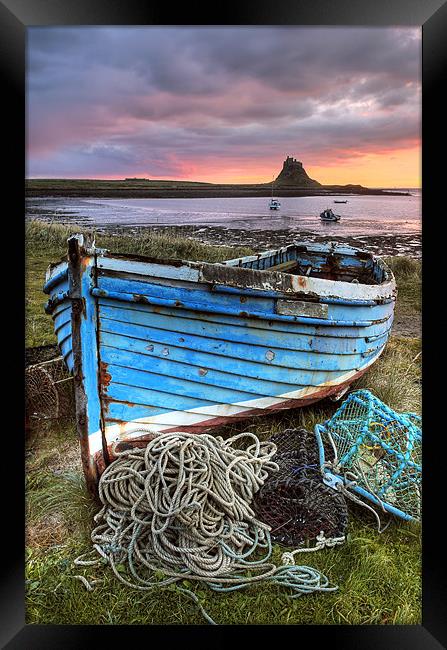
[281,531,346,565]
[75,431,338,623]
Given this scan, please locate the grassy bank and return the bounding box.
[25,220,421,625]
[26,178,402,198]
[383,256,421,338]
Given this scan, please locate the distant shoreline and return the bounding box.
[26,179,410,199]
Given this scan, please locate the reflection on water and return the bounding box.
[26,191,421,237]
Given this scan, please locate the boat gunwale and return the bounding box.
[44,240,396,307]
[97,297,393,342]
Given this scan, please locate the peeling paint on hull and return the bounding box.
[44,237,395,491]
[108,363,372,453]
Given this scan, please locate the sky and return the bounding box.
[27,27,421,187]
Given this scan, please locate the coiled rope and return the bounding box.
[75,432,337,623]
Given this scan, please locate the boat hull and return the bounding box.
[44,236,395,491]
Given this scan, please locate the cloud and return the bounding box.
[26,26,421,180]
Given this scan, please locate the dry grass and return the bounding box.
[385,256,421,314]
[25,219,252,262]
[355,337,421,414]
[25,220,252,347]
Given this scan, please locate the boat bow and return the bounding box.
[44,237,396,491]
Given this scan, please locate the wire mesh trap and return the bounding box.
[314,390,421,522]
[253,428,348,548]
[25,352,74,421]
[25,344,60,367]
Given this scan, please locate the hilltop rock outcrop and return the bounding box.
[274,156,321,188]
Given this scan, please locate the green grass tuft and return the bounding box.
[384,255,421,317]
[355,337,421,414]
[25,510,421,625]
[25,220,252,347]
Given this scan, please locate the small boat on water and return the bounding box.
[44,235,396,491]
[320,208,341,222]
[269,178,281,210]
[334,200,348,204]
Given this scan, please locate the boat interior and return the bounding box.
[226,244,388,285]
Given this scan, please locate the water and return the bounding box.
[27,191,420,237]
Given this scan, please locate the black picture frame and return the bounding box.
[2,0,445,647]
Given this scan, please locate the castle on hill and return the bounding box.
[274,156,321,188]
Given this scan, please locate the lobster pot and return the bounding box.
[315,390,421,521]
[253,428,348,547]
[25,343,60,367]
[25,352,74,422]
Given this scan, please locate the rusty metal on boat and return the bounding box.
[44,234,396,492]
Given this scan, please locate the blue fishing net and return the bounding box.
[314,390,421,522]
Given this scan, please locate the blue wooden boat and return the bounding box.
[44,234,396,491]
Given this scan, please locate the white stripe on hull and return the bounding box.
[85,347,384,453]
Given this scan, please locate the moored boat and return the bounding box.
[269,199,281,210]
[320,208,341,222]
[269,178,281,210]
[44,235,396,491]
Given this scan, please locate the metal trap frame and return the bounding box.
[25,346,74,422]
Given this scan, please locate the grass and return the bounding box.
[25,220,252,347]
[383,256,421,338]
[25,221,422,625]
[384,256,421,308]
[26,179,402,196]
[25,521,421,625]
[355,337,421,414]
[27,178,215,188]
[25,178,307,193]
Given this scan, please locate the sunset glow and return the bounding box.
[27,27,421,187]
